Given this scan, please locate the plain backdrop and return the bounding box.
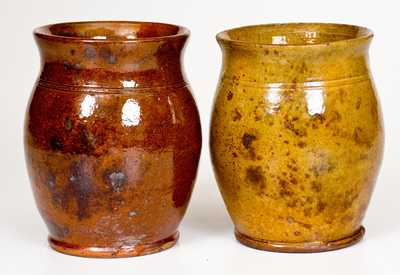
[0,0,399,274]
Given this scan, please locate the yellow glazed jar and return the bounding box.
[210,23,384,252]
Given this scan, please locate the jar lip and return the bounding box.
[216,23,373,48]
[34,21,190,43]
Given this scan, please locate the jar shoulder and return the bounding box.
[25,84,201,154]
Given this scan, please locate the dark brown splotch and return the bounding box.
[287,216,312,230]
[342,191,359,210]
[99,47,117,64]
[298,141,306,148]
[311,181,322,192]
[286,163,298,172]
[316,200,327,213]
[294,231,301,236]
[246,166,266,189]
[289,177,298,185]
[283,119,307,137]
[45,220,70,239]
[355,98,362,109]
[279,179,293,197]
[227,91,233,101]
[242,133,256,149]
[311,113,325,124]
[341,214,354,223]
[286,199,298,208]
[299,62,307,73]
[232,108,242,121]
[242,133,258,160]
[338,88,345,103]
[68,161,93,220]
[79,127,96,153]
[50,136,64,151]
[325,110,341,127]
[63,61,81,71]
[303,207,312,217]
[353,127,371,146]
[84,47,97,59]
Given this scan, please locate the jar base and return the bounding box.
[48,232,179,258]
[235,226,365,253]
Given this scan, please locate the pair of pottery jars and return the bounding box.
[24,21,383,257]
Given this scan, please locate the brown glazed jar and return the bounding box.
[210,23,383,252]
[24,21,201,257]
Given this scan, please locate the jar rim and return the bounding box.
[216,23,373,48]
[34,21,190,43]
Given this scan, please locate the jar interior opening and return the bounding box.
[219,23,372,46]
[36,21,185,40]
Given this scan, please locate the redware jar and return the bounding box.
[24,21,201,257]
[210,23,383,252]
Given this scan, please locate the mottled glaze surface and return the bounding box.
[210,23,383,252]
[25,21,201,257]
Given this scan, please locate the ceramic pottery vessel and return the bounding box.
[24,21,201,257]
[210,23,383,252]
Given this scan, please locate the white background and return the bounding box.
[1,0,399,274]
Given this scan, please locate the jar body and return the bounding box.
[210,24,383,252]
[24,22,201,257]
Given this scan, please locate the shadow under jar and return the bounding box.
[210,23,383,252]
[24,21,201,258]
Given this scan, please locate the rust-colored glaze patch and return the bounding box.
[25,21,201,258]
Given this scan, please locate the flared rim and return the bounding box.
[34,20,190,43]
[216,23,373,48]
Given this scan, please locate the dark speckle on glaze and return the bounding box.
[63,61,81,71]
[298,141,306,148]
[311,181,322,192]
[45,220,70,239]
[50,136,63,151]
[68,161,93,220]
[242,133,256,149]
[84,47,97,59]
[99,47,117,64]
[232,108,242,121]
[79,127,96,153]
[246,166,266,189]
[227,91,233,101]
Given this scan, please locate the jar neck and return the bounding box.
[35,36,188,89]
[219,39,372,84]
